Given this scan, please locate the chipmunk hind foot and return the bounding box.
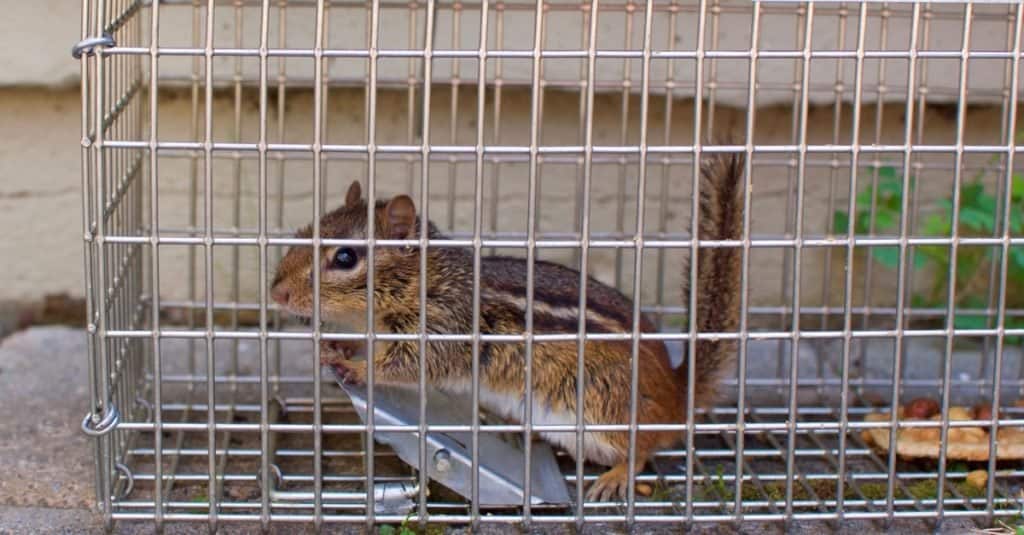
[585,459,653,502]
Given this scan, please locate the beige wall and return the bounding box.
[4,83,1018,311]
[2,1,1021,311]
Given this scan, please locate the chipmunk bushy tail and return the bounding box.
[677,150,745,408]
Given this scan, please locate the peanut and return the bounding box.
[965,469,988,489]
[948,406,972,421]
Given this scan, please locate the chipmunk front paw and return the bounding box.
[330,359,367,385]
[320,340,367,385]
[320,340,360,364]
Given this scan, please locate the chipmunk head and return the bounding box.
[270,180,420,326]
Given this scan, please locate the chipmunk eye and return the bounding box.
[332,247,359,270]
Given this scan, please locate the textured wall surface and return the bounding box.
[3,84,1017,311]
[3,1,1021,310]
[16,0,1021,103]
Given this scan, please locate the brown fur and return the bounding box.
[271,156,744,501]
[679,151,745,407]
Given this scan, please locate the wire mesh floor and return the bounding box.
[102,335,1024,529]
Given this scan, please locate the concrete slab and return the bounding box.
[0,506,102,535]
[0,327,94,510]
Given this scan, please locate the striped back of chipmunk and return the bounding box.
[477,256,657,335]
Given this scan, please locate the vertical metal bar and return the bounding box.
[204,1,247,504]
[705,0,720,139]
[575,0,600,519]
[160,0,204,505]
[654,0,679,332]
[92,0,114,522]
[835,3,868,524]
[447,1,462,231]
[906,4,934,364]
[487,3,504,257]
[324,1,334,214]
[364,0,382,527]
[416,0,437,526]
[407,1,419,193]
[571,1,591,269]
[79,0,102,514]
[885,4,921,525]
[256,0,272,529]
[934,6,974,525]
[146,0,163,526]
[624,0,653,523]
[311,0,327,528]
[534,2,548,252]
[782,2,813,522]
[525,0,543,526]
[229,0,243,413]
[471,2,489,528]
[733,1,760,523]
[820,0,848,340]
[271,0,287,398]
[685,0,709,523]
[858,1,892,382]
[186,0,201,429]
[201,0,218,529]
[984,2,1022,520]
[613,1,635,291]
[776,0,807,389]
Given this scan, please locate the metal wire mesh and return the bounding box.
[77,0,1024,530]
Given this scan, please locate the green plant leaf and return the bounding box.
[912,250,930,270]
[954,312,988,330]
[855,189,876,211]
[872,246,900,269]
[379,526,397,535]
[1011,246,1024,271]
[1010,210,1023,234]
[956,251,984,287]
[922,214,951,237]
[878,166,898,181]
[833,211,850,235]
[855,210,874,234]
[961,182,985,205]
[1007,317,1024,346]
[878,180,903,198]
[937,198,955,221]
[959,207,992,232]
[911,293,936,308]
[961,294,988,309]
[975,192,997,214]
[1012,173,1024,202]
[874,210,897,231]
[919,244,949,265]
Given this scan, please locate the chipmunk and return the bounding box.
[270,152,744,501]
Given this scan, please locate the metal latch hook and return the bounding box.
[72,33,116,59]
[81,402,120,436]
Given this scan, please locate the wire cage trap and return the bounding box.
[76,0,1024,531]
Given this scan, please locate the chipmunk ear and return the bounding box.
[384,195,417,239]
[344,180,362,208]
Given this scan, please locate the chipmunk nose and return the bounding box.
[270,284,290,305]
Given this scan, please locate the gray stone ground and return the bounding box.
[2,326,1016,534]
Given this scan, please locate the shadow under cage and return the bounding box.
[76,0,1024,531]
